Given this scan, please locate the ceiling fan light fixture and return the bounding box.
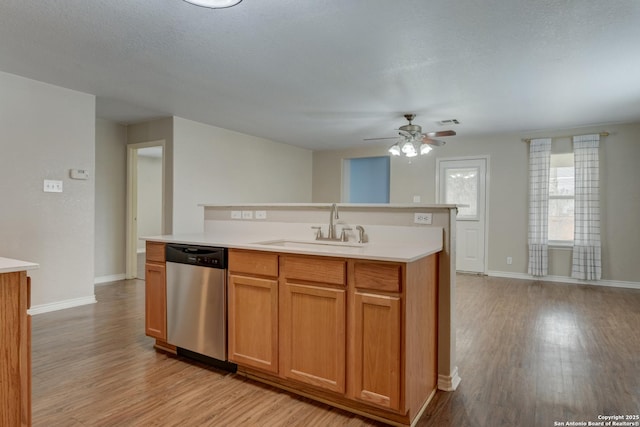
[401,141,418,157]
[182,0,242,9]
[373,114,454,158]
[420,143,433,155]
[388,143,401,156]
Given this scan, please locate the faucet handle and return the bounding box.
[311,226,322,240]
[340,227,352,242]
[355,225,366,243]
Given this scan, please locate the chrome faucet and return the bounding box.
[355,225,366,243]
[312,204,345,241]
[328,203,339,240]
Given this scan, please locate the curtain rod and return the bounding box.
[521,132,609,143]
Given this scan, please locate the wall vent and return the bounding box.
[437,119,460,125]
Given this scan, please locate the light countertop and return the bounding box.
[200,202,459,209]
[0,257,39,274]
[142,230,442,263]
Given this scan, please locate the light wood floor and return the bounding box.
[31,275,640,426]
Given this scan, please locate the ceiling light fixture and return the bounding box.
[368,114,453,157]
[183,0,242,9]
[389,135,431,158]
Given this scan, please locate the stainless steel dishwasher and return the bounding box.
[165,244,235,370]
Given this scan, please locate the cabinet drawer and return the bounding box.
[229,250,279,277]
[282,256,346,286]
[352,261,402,292]
[146,241,166,263]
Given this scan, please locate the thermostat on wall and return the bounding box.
[69,169,89,180]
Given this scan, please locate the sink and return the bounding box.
[252,239,365,252]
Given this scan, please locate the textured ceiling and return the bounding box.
[1,0,639,150]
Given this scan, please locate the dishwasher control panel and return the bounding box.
[165,244,227,269]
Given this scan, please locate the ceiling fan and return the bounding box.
[364,114,456,157]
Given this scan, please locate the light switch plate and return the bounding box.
[231,211,242,219]
[255,210,267,220]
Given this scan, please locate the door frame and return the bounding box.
[126,140,166,279]
[435,155,490,274]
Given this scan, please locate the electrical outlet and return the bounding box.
[413,195,421,203]
[255,210,267,220]
[507,257,513,265]
[44,179,63,193]
[242,210,253,220]
[231,211,242,219]
[414,213,432,224]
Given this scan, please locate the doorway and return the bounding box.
[126,141,165,279]
[436,156,489,274]
[342,156,390,203]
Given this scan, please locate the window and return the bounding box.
[548,153,574,243]
[443,167,479,219]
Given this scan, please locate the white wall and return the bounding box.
[95,118,127,280]
[312,122,640,284]
[172,117,313,234]
[0,70,96,309]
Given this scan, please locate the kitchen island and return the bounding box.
[143,203,459,426]
[1,257,38,427]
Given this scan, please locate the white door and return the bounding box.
[437,157,488,274]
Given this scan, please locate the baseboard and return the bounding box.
[437,366,461,391]
[28,295,97,315]
[487,270,640,290]
[94,273,126,284]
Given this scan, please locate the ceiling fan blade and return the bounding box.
[423,137,446,146]
[363,137,399,141]
[424,130,456,138]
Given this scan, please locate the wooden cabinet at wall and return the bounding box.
[228,250,279,373]
[145,241,167,341]
[280,256,347,393]
[1,270,32,427]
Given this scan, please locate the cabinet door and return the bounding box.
[228,274,279,373]
[281,282,346,393]
[0,271,31,427]
[145,263,166,340]
[351,292,402,410]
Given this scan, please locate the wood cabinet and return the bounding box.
[280,256,346,393]
[1,270,32,427]
[349,260,403,410]
[228,273,279,372]
[351,291,402,409]
[145,242,167,341]
[228,250,279,373]
[224,249,438,427]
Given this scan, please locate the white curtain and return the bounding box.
[528,138,552,276]
[571,134,601,280]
